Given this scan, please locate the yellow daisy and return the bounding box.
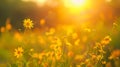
[14,47,24,58]
[101,36,111,45]
[23,18,34,29]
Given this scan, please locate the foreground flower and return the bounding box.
[14,47,24,58]
[23,18,34,29]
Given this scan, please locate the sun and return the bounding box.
[71,0,85,7]
[62,0,90,13]
[63,0,86,8]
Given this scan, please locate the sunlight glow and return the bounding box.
[106,0,112,2]
[63,0,90,13]
[36,0,47,6]
[63,0,86,8]
[22,0,47,6]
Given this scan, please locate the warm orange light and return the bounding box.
[37,0,46,4]
[22,0,47,6]
[36,0,46,6]
[63,0,86,8]
[63,0,90,13]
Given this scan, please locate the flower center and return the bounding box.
[26,22,30,26]
[17,51,21,54]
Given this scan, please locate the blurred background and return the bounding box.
[0,0,120,29]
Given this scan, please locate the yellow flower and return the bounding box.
[97,55,103,60]
[102,61,106,64]
[55,51,62,60]
[14,47,24,58]
[74,55,84,62]
[99,49,106,54]
[101,36,111,45]
[23,18,34,29]
[85,59,90,64]
[38,52,45,60]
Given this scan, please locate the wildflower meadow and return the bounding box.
[0,0,120,67]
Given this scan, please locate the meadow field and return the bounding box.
[0,0,120,67]
[0,18,120,67]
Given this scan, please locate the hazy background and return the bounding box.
[0,0,120,29]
